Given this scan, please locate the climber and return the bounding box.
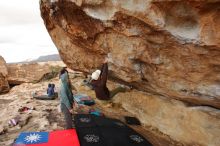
[90,58,128,100]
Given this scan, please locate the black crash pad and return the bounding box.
[74,114,96,128]
[74,114,152,146]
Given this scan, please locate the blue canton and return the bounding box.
[15,132,49,145]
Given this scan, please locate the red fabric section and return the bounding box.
[48,129,80,146]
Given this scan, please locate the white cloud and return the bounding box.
[0,0,58,63]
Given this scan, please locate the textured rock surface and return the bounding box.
[40,1,220,145]
[7,61,65,85]
[111,89,220,146]
[0,56,9,94]
[40,0,220,109]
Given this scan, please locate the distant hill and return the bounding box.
[33,54,61,62]
[13,54,62,64]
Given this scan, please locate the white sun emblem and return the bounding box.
[25,133,41,143]
[129,135,144,143]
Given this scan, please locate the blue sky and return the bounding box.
[0,0,58,63]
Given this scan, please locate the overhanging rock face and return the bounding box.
[40,0,220,108]
[0,56,9,94]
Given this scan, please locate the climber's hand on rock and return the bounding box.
[103,57,108,63]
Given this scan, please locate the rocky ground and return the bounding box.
[0,73,219,146]
[0,77,63,146]
[0,73,133,146]
[0,74,175,146]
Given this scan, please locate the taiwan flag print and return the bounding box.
[14,129,80,146]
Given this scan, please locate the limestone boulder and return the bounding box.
[112,89,220,146]
[40,0,220,109]
[0,56,9,94]
[7,61,65,85]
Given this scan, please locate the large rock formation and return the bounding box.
[0,56,9,94]
[40,0,220,109]
[7,61,65,85]
[40,1,220,145]
[111,89,220,146]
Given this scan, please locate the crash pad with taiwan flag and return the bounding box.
[14,129,80,146]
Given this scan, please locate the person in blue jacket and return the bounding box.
[47,83,55,97]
